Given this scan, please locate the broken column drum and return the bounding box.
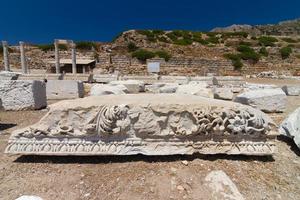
[5,94,277,156]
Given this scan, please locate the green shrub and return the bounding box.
[258,36,278,46]
[137,30,156,42]
[75,41,96,50]
[36,44,55,52]
[194,37,209,45]
[237,45,260,63]
[281,37,298,43]
[174,38,193,46]
[166,32,178,42]
[132,49,156,62]
[152,30,165,35]
[221,32,249,39]
[224,53,243,70]
[239,41,252,46]
[280,46,292,59]
[259,47,269,57]
[127,42,138,52]
[157,36,169,43]
[155,50,171,61]
[206,36,219,44]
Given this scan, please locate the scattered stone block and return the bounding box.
[0,80,47,110]
[234,88,286,113]
[6,94,276,156]
[46,80,84,100]
[176,84,213,98]
[0,71,19,80]
[159,76,189,84]
[93,74,118,83]
[213,88,234,100]
[159,84,178,93]
[63,74,93,82]
[109,80,145,93]
[212,76,245,87]
[205,170,244,200]
[18,74,62,80]
[244,83,278,91]
[90,84,128,96]
[279,107,300,150]
[281,85,300,96]
[145,83,166,93]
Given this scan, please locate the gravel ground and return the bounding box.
[0,78,300,200]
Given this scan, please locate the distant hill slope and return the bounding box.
[211,18,300,36]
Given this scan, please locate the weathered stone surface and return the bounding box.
[145,83,166,93]
[15,195,43,200]
[6,94,277,156]
[0,71,19,80]
[213,88,234,100]
[93,74,118,83]
[90,84,129,96]
[176,84,213,98]
[159,76,189,84]
[281,85,300,96]
[0,80,47,110]
[0,98,2,110]
[159,83,178,93]
[205,170,244,200]
[18,74,63,80]
[212,76,245,87]
[46,80,84,100]
[109,80,145,93]
[244,83,278,91]
[279,107,300,149]
[234,89,287,113]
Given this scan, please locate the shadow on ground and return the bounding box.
[14,153,275,164]
[277,135,300,156]
[0,123,16,131]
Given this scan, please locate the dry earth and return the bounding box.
[0,79,300,200]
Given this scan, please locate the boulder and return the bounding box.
[109,80,145,93]
[213,88,234,100]
[281,85,300,96]
[145,83,166,93]
[46,80,84,100]
[90,84,128,96]
[279,107,300,149]
[205,170,244,200]
[0,80,47,110]
[176,84,213,98]
[234,88,286,113]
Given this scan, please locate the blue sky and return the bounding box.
[1,0,299,44]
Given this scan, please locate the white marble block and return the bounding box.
[46,80,84,100]
[5,94,277,156]
[0,80,47,110]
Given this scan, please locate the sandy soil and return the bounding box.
[0,79,300,200]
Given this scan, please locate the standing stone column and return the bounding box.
[71,42,76,74]
[54,40,60,74]
[19,41,28,74]
[2,41,10,71]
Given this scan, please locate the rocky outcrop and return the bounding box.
[234,89,287,113]
[0,80,47,110]
[5,94,277,156]
[279,107,300,149]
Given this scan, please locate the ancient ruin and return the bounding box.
[5,94,277,156]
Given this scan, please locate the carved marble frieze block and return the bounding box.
[5,94,277,156]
